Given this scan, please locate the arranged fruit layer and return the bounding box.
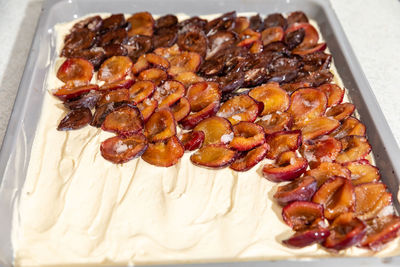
[53,11,400,254]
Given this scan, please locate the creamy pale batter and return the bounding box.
[11,13,400,267]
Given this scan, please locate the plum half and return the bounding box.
[262,151,308,182]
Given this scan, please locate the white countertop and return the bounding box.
[0,0,399,148]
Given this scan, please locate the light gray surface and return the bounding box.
[0,0,400,266]
[0,0,399,147]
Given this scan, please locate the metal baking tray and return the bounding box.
[0,0,399,266]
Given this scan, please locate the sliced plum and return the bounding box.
[137,98,158,121]
[287,11,309,25]
[186,81,221,112]
[240,53,271,86]
[261,26,284,46]
[345,160,380,185]
[102,104,144,136]
[57,58,94,85]
[361,215,400,251]
[174,72,205,88]
[323,212,366,250]
[248,82,290,116]
[233,16,250,33]
[128,80,155,105]
[283,227,330,248]
[180,131,205,151]
[206,31,237,59]
[105,42,128,55]
[73,15,102,32]
[317,83,344,108]
[153,80,185,109]
[229,122,265,151]
[263,41,289,53]
[103,42,127,56]
[99,28,127,47]
[137,68,168,86]
[217,95,260,125]
[282,201,324,231]
[273,175,318,206]
[57,108,92,131]
[263,13,287,30]
[53,84,99,101]
[152,26,178,49]
[61,28,96,57]
[104,45,128,61]
[237,28,261,48]
[132,53,170,74]
[178,16,207,32]
[199,55,226,77]
[141,136,184,167]
[155,44,201,76]
[96,88,129,107]
[155,14,178,29]
[326,103,355,121]
[268,56,302,84]
[284,28,305,50]
[64,90,102,110]
[100,134,147,164]
[230,143,269,172]
[263,151,308,182]
[99,79,135,91]
[123,35,152,61]
[205,11,236,34]
[144,109,176,142]
[180,101,220,129]
[265,130,302,159]
[249,14,264,31]
[285,23,318,49]
[177,30,207,58]
[68,47,106,70]
[169,51,202,76]
[306,162,351,188]
[300,136,342,167]
[190,144,237,169]
[293,43,327,56]
[214,70,245,94]
[200,54,226,77]
[281,81,312,93]
[98,56,133,83]
[72,15,103,32]
[90,101,127,128]
[312,176,355,220]
[100,14,125,32]
[249,40,263,53]
[298,117,340,141]
[168,51,201,76]
[296,69,334,87]
[256,112,293,135]
[127,12,154,37]
[193,116,233,146]
[330,117,366,139]
[354,182,392,220]
[335,135,371,164]
[288,88,327,123]
[170,97,191,122]
[301,51,332,72]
